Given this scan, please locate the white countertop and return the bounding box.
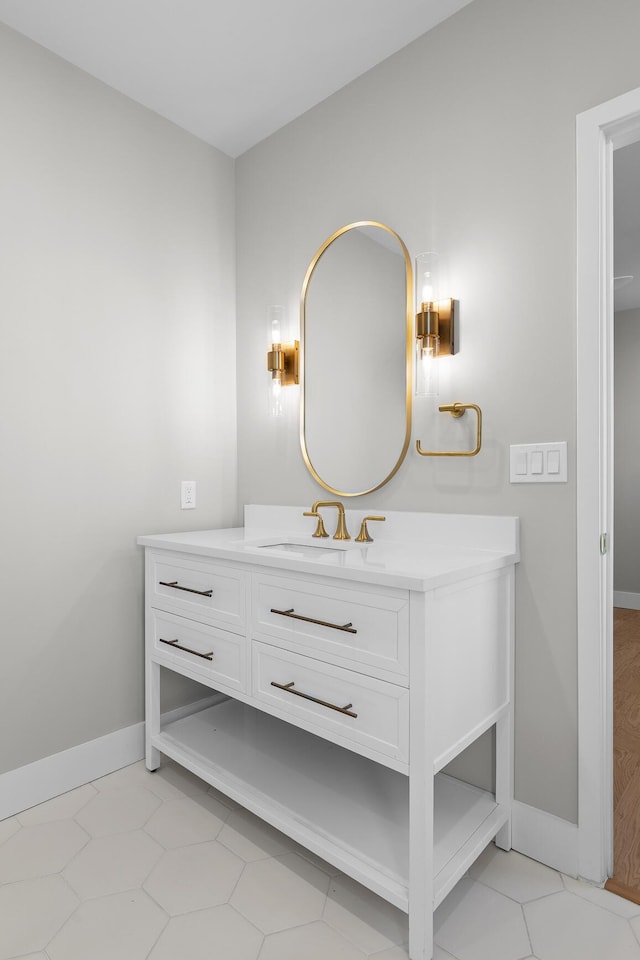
[138,506,519,592]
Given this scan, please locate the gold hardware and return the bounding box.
[416,402,483,457]
[159,638,214,661]
[267,340,299,386]
[300,220,413,497]
[158,580,213,597]
[416,298,459,358]
[302,510,329,538]
[270,607,357,634]
[270,680,358,718]
[311,500,350,540]
[355,515,386,543]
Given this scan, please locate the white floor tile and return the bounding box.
[468,844,563,902]
[144,795,227,848]
[5,760,640,960]
[63,830,164,899]
[231,852,329,934]
[147,904,263,960]
[47,889,167,960]
[0,819,88,882]
[92,760,185,799]
[0,816,19,845]
[152,759,213,798]
[292,843,344,876]
[144,839,244,915]
[17,783,97,825]
[563,873,640,918]
[258,919,368,960]
[208,782,240,810]
[218,808,297,861]
[323,873,408,955]
[368,946,411,960]
[0,875,78,960]
[525,890,640,960]
[74,785,161,836]
[434,876,531,960]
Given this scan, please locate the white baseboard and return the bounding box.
[511,799,579,877]
[0,695,222,821]
[613,591,640,610]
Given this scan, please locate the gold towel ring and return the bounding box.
[416,402,482,457]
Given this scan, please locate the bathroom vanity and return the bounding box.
[139,505,518,960]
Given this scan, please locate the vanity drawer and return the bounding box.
[252,573,409,682]
[251,641,409,766]
[149,552,248,633]
[150,610,245,692]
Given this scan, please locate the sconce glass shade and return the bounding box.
[415,332,440,397]
[267,305,285,417]
[268,304,284,347]
[416,252,440,306]
[266,305,299,417]
[415,253,440,397]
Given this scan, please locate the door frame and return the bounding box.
[577,85,640,883]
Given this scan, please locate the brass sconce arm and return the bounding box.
[416,402,482,457]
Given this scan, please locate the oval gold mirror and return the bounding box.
[300,221,413,497]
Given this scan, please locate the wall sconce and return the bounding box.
[415,252,459,397]
[266,305,299,417]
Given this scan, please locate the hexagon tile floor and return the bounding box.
[1,761,639,960]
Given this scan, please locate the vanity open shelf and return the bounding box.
[154,697,508,912]
[140,505,518,960]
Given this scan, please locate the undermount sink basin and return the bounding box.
[238,536,363,558]
[258,541,344,557]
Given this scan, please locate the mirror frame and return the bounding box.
[299,220,413,497]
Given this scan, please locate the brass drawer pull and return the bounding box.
[159,638,214,661]
[270,680,357,718]
[159,580,213,598]
[270,607,357,634]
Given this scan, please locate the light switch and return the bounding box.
[530,451,544,474]
[515,451,528,475]
[510,442,567,483]
[547,450,561,474]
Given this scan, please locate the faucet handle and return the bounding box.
[303,511,329,538]
[355,516,386,543]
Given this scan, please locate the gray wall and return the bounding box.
[615,309,640,595]
[236,0,640,822]
[0,24,238,774]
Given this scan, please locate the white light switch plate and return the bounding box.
[509,442,567,483]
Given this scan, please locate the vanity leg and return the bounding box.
[145,659,161,771]
[494,710,513,850]
[409,593,435,959]
[409,774,435,959]
[495,566,515,851]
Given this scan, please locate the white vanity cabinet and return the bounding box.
[139,507,518,960]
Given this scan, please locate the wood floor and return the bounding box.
[605,607,640,903]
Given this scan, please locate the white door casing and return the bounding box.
[576,85,640,884]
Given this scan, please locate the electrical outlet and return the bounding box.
[181,480,196,509]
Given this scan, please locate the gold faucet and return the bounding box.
[355,516,386,543]
[302,509,329,538]
[306,500,351,540]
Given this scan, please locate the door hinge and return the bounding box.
[600,533,608,555]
